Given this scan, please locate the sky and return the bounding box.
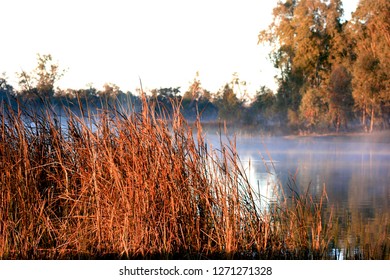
[1,0,359,96]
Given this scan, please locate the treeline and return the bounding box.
[0,54,141,117]
[1,0,389,134]
[0,58,274,131]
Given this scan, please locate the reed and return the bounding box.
[0,98,387,259]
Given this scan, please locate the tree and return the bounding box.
[183,71,202,102]
[249,86,277,124]
[214,83,242,121]
[259,0,302,113]
[299,88,327,131]
[96,82,121,109]
[17,54,64,99]
[149,87,181,117]
[259,0,353,130]
[229,72,249,103]
[182,72,216,120]
[327,64,353,131]
[350,0,390,132]
[0,74,15,104]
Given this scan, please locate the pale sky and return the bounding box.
[1,0,358,95]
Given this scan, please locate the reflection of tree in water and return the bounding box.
[234,136,390,258]
[282,144,389,258]
[339,160,390,259]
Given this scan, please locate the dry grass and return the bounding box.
[0,98,387,259]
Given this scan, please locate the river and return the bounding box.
[205,132,390,259]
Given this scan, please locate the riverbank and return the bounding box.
[284,130,390,143]
[191,120,390,142]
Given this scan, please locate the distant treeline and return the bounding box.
[1,0,389,134]
[0,70,281,133]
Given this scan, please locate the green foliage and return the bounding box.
[249,86,277,124]
[252,87,276,115]
[214,83,243,121]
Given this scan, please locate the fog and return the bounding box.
[205,132,390,248]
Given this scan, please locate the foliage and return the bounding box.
[327,64,354,131]
[0,75,15,101]
[182,73,217,121]
[246,86,277,126]
[17,54,65,99]
[214,83,243,121]
[299,88,328,130]
[350,0,390,131]
[259,0,355,132]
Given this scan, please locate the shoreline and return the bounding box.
[283,130,390,143]
[191,120,390,143]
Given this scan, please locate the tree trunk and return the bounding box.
[381,104,389,129]
[369,107,374,133]
[362,106,367,132]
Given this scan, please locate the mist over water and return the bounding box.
[205,132,390,254]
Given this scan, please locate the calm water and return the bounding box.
[206,133,390,258]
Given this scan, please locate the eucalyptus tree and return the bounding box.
[259,0,354,131]
[299,87,328,131]
[258,0,302,114]
[349,0,390,132]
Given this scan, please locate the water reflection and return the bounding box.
[240,156,280,211]
[205,133,390,256]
